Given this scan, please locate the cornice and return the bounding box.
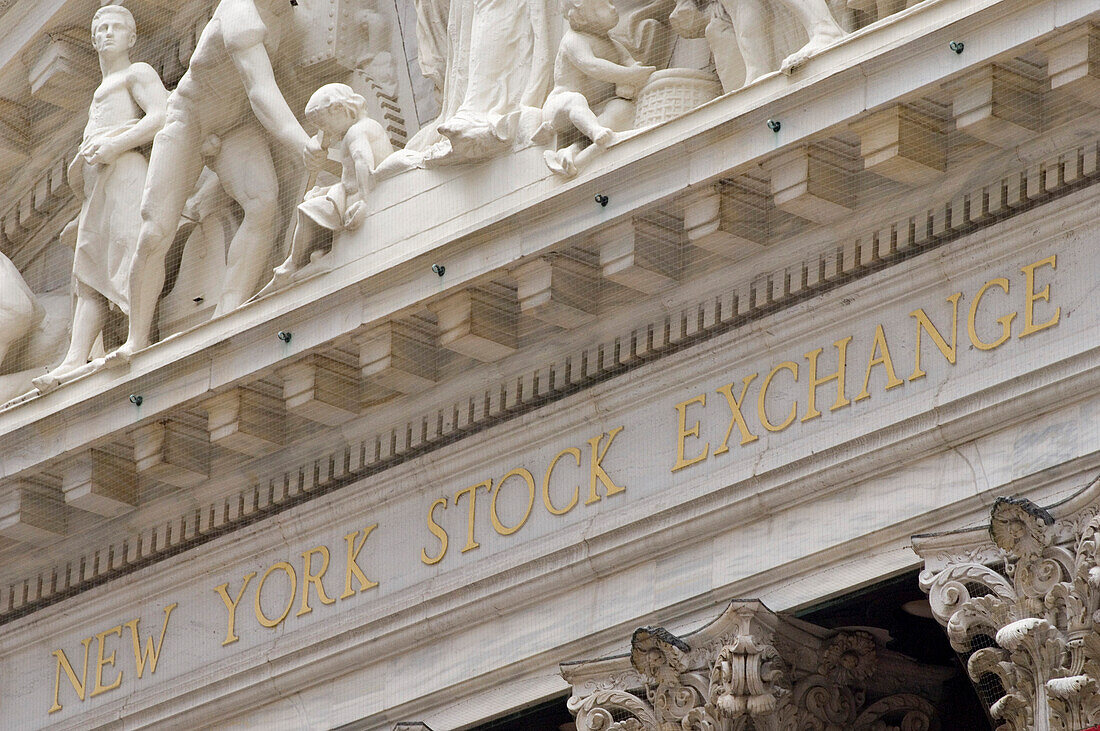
[4,63,1100,623]
[0,183,1096,730]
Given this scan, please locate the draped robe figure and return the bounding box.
[405,0,559,164]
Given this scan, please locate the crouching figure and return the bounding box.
[534,0,655,178]
[263,83,394,293]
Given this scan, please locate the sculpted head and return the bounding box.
[562,0,619,34]
[91,5,137,54]
[305,83,367,138]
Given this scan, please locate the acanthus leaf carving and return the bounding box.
[916,486,1100,731]
[561,600,944,731]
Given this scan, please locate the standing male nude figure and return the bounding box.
[108,0,325,364]
[33,5,167,392]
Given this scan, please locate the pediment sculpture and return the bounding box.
[32,4,168,392]
[0,0,863,405]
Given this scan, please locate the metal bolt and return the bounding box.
[766,119,781,133]
[278,331,292,344]
[949,41,964,54]
[129,394,143,406]
[594,194,609,207]
[431,264,446,277]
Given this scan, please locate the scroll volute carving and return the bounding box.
[916,488,1100,731]
[561,600,943,731]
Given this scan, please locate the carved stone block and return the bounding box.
[682,180,770,257]
[1038,24,1100,103]
[0,101,29,173]
[0,482,67,546]
[24,30,97,112]
[431,288,518,362]
[851,105,946,186]
[131,420,210,489]
[597,218,681,294]
[281,355,361,426]
[62,450,137,517]
[202,388,285,457]
[512,255,598,329]
[357,321,438,394]
[947,64,1042,147]
[763,145,857,223]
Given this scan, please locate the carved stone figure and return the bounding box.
[262,83,393,293]
[31,6,168,392]
[401,0,559,166]
[106,0,326,365]
[533,0,655,178]
[916,489,1100,730]
[715,0,847,83]
[0,251,41,371]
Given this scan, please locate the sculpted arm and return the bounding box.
[561,35,651,86]
[83,64,167,165]
[118,64,168,149]
[225,27,312,155]
[347,124,383,200]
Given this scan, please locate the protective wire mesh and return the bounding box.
[0,0,1084,728]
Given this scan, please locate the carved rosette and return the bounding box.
[560,600,944,731]
[916,488,1100,731]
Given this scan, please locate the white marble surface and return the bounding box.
[1,185,1096,729]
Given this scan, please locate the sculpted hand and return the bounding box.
[302,136,327,172]
[83,137,123,166]
[628,64,657,86]
[617,65,656,100]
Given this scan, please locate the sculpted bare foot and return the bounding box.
[103,341,139,368]
[31,372,61,394]
[33,359,104,393]
[251,267,294,301]
[543,148,578,178]
[781,27,846,75]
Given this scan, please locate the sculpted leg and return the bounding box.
[777,0,846,74]
[719,0,776,84]
[212,124,278,314]
[566,98,614,148]
[109,117,203,365]
[32,284,107,392]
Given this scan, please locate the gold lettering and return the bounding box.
[213,573,256,646]
[421,498,449,565]
[454,480,492,552]
[968,277,1016,350]
[124,603,177,680]
[1020,255,1060,338]
[803,336,853,422]
[341,526,379,598]
[254,561,297,629]
[672,396,709,472]
[714,375,759,454]
[587,426,626,504]
[855,325,903,401]
[758,361,799,432]
[491,468,536,535]
[298,545,336,616]
[91,626,123,697]
[909,292,962,380]
[542,448,581,516]
[49,637,92,714]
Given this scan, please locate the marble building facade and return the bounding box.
[0,0,1096,729]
